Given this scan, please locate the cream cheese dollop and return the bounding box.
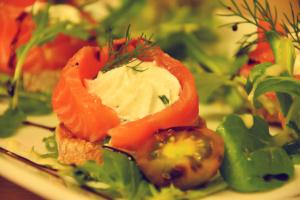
[85,60,181,123]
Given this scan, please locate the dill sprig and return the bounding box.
[102,25,156,72]
[219,0,300,51]
[282,2,300,50]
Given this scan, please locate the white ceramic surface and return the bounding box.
[0,103,299,200]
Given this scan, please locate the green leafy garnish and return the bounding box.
[266,31,296,75]
[72,149,152,200]
[291,154,300,164]
[192,72,228,103]
[252,77,300,107]
[217,114,294,192]
[18,92,52,115]
[41,134,58,158]
[158,95,170,105]
[286,98,300,136]
[0,108,26,138]
[219,0,300,51]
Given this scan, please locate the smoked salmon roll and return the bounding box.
[52,38,223,190]
[52,38,200,151]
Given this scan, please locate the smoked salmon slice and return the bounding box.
[52,39,199,150]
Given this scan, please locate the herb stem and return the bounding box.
[11,39,36,109]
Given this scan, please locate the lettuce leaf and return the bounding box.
[0,108,26,138]
[217,114,294,192]
[72,149,152,200]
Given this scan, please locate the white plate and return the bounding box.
[0,103,300,200]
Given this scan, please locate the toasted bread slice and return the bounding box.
[56,124,102,165]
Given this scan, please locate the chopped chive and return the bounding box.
[159,95,169,105]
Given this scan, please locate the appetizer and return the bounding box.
[0,1,299,199]
[52,37,224,189]
[0,0,93,92]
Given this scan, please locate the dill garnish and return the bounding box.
[102,25,156,72]
[219,0,300,51]
[159,95,170,105]
[126,61,148,72]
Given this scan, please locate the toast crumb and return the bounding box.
[56,124,102,165]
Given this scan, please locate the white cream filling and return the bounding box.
[85,60,181,123]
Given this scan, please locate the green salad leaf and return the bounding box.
[0,108,26,138]
[266,31,296,75]
[283,139,300,155]
[73,149,152,200]
[291,154,300,164]
[217,114,294,192]
[252,76,300,106]
[18,92,52,115]
[286,98,300,136]
[193,72,228,103]
[248,62,273,83]
[40,134,58,158]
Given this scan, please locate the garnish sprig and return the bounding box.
[282,2,300,50]
[102,26,156,72]
[219,0,299,51]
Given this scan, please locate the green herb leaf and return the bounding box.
[192,72,228,103]
[217,114,294,192]
[266,31,296,75]
[253,77,300,107]
[41,134,58,158]
[286,98,300,136]
[0,108,26,138]
[18,92,52,115]
[73,149,152,200]
[283,139,300,155]
[158,95,169,105]
[248,62,273,83]
[291,154,300,164]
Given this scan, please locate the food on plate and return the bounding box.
[135,127,224,190]
[52,37,224,189]
[0,0,94,92]
[0,0,299,199]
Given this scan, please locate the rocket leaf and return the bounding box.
[217,114,294,192]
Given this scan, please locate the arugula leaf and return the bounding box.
[286,98,300,136]
[40,134,58,158]
[276,92,293,117]
[0,108,26,138]
[266,31,296,75]
[18,92,52,115]
[283,139,300,155]
[148,177,227,200]
[217,114,294,192]
[73,149,152,200]
[195,72,228,103]
[248,62,273,83]
[291,154,300,164]
[252,77,300,107]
